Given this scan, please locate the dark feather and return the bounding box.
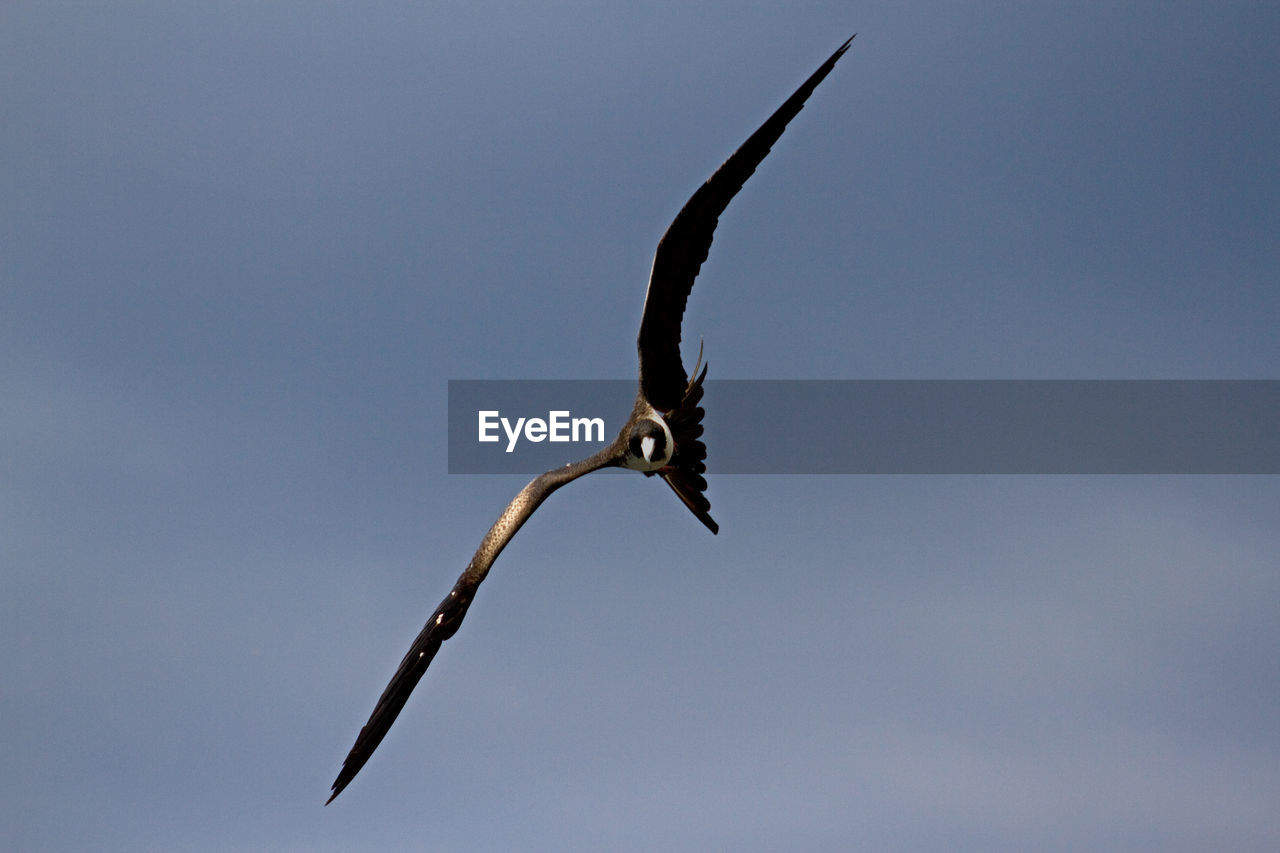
[328,447,621,803]
[638,35,855,411]
[328,37,854,803]
[327,581,474,804]
[653,359,718,533]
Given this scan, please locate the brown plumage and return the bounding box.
[328,35,854,803]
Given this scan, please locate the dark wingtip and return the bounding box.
[326,733,370,805]
[327,766,355,804]
[835,34,856,62]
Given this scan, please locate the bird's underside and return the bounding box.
[328,34,853,804]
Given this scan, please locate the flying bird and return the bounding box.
[329,35,854,803]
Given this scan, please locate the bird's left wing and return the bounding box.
[637,35,855,412]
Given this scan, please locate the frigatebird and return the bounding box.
[329,35,854,803]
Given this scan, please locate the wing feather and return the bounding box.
[327,580,474,803]
[637,35,855,411]
[328,448,621,803]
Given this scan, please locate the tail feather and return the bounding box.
[655,355,717,534]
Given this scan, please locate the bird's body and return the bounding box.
[329,35,854,803]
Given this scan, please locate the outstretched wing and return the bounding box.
[328,447,621,803]
[327,579,475,803]
[637,35,854,412]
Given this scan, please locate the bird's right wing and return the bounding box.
[637,35,855,412]
[327,578,475,804]
[327,446,621,803]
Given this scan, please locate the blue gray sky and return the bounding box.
[3,2,1278,850]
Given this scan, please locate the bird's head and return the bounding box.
[623,414,674,471]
